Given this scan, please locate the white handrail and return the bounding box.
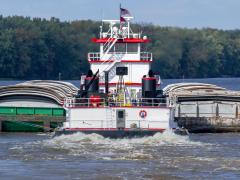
[64,97,167,108]
[88,52,152,61]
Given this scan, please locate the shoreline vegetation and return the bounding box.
[1,16,240,80]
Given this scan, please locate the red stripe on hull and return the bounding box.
[65,128,165,131]
[66,106,170,109]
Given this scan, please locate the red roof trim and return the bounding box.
[99,82,142,86]
[143,77,156,80]
[65,128,165,131]
[89,60,152,63]
[98,82,161,86]
[91,38,150,43]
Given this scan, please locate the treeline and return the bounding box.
[0,15,240,79]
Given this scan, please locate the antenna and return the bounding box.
[120,3,121,16]
[101,9,104,26]
[100,9,104,38]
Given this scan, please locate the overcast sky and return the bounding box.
[0,0,239,30]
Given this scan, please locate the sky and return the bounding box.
[0,0,239,30]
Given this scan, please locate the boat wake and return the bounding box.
[47,130,201,145]
[40,130,204,160]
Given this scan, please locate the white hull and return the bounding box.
[63,106,177,130]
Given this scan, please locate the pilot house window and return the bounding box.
[107,43,138,53]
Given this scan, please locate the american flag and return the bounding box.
[120,8,131,17]
[120,16,126,23]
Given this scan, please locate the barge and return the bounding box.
[164,83,240,133]
[0,80,77,132]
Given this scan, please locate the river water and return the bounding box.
[0,132,240,179]
[0,78,240,179]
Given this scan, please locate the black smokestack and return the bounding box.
[104,71,109,94]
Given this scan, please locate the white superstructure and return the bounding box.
[88,17,160,96]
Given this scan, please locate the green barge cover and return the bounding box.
[0,107,65,116]
[0,107,65,132]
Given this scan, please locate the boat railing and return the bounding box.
[88,52,152,61]
[64,98,106,108]
[64,97,166,108]
[100,29,141,39]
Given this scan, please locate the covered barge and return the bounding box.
[164,83,240,133]
[0,80,78,132]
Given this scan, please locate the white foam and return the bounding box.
[42,130,204,160]
[45,130,199,148]
[9,146,23,150]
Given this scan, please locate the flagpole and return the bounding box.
[120,3,122,30]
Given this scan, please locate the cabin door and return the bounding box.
[116,109,125,129]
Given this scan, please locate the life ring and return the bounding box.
[139,110,147,118]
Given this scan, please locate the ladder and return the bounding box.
[100,53,124,82]
[103,37,114,53]
[106,108,114,129]
[105,53,124,71]
[100,38,118,60]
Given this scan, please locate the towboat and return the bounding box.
[55,8,186,138]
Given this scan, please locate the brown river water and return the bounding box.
[0,132,240,179]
